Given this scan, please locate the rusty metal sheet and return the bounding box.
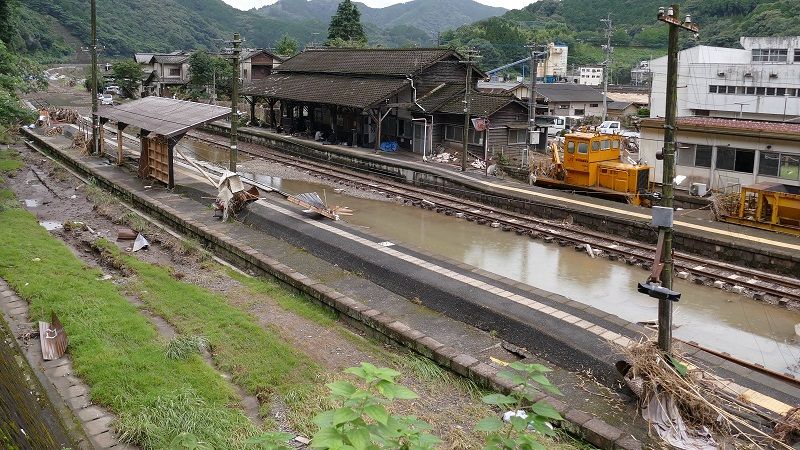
[39,312,67,361]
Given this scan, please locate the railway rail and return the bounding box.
[187,131,800,307]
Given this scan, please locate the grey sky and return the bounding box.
[221,0,533,11]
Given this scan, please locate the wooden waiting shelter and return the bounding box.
[94,97,231,188]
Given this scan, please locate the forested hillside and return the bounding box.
[441,0,800,82]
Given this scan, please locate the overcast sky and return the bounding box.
[221,0,534,11]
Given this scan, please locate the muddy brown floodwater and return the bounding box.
[233,171,800,376]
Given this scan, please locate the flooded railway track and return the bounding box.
[188,132,800,308]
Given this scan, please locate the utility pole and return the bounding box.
[601,14,613,123]
[227,33,242,173]
[90,0,99,155]
[655,4,698,354]
[460,48,479,172]
[526,43,546,157]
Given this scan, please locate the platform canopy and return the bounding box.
[95,97,231,138]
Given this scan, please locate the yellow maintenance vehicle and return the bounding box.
[530,132,656,206]
[720,183,800,236]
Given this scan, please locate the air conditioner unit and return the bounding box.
[690,182,707,197]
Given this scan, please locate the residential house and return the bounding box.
[225,49,284,85]
[649,36,800,121]
[241,48,532,163]
[606,101,639,119]
[476,81,606,118]
[135,52,191,97]
[640,117,800,190]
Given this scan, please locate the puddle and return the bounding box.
[39,221,63,231]
[24,199,39,208]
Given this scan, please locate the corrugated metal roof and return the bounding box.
[276,48,456,77]
[242,73,408,109]
[95,97,231,137]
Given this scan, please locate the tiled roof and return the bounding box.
[415,83,464,111]
[276,48,456,77]
[607,101,634,110]
[643,116,800,136]
[535,83,605,102]
[438,92,522,117]
[153,54,189,64]
[242,73,409,109]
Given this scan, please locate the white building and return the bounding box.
[649,37,800,122]
[630,60,651,86]
[640,117,800,190]
[538,43,569,81]
[577,66,603,86]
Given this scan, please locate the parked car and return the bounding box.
[599,120,621,134]
[105,85,121,95]
[99,93,113,105]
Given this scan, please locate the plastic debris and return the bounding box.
[503,410,528,422]
[132,234,149,252]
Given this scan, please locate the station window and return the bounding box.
[716,147,755,173]
[445,125,460,141]
[508,129,526,145]
[758,151,781,177]
[695,145,712,168]
[578,142,588,154]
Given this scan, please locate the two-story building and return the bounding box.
[649,36,800,121]
[476,81,606,118]
[135,52,191,97]
[575,67,603,86]
[241,48,533,163]
[226,49,284,85]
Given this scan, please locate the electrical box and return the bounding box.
[651,206,674,228]
[530,130,540,145]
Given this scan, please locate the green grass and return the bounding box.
[0,148,23,174]
[0,198,256,448]
[228,269,339,328]
[96,242,331,436]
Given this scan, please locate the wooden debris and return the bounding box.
[39,312,67,361]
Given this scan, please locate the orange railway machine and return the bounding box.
[722,183,800,236]
[562,132,655,206]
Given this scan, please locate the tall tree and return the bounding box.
[275,34,299,56]
[327,0,366,46]
[112,60,141,98]
[0,0,14,45]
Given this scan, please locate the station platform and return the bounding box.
[206,123,800,276]
[23,128,800,449]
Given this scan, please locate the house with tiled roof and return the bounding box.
[134,51,191,97]
[242,47,532,163]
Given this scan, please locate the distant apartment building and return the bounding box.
[537,43,569,82]
[649,36,800,122]
[630,60,651,86]
[575,66,603,86]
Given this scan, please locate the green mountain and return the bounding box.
[255,0,508,37]
[441,0,800,82]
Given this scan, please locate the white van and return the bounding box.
[535,115,567,136]
[599,120,621,134]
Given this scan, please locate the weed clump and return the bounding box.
[165,335,208,360]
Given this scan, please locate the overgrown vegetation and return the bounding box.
[0,192,257,448]
[94,241,330,437]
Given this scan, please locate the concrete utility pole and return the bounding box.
[460,48,479,172]
[656,4,698,354]
[601,14,613,123]
[526,43,546,157]
[228,33,242,173]
[90,0,99,154]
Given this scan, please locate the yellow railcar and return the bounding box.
[721,183,800,236]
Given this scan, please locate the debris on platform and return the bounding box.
[214,171,260,220]
[774,407,800,443]
[39,312,67,360]
[286,192,352,221]
[132,233,149,252]
[620,340,792,450]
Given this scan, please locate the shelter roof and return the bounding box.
[95,97,231,137]
[275,48,459,77]
[242,73,408,109]
[534,83,605,102]
[438,92,523,117]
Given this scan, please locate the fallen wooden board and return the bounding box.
[39,312,67,360]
